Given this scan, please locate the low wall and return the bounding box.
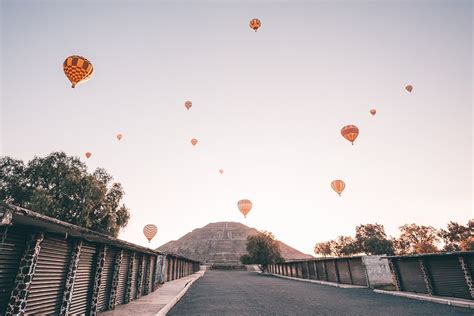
[0,204,200,315]
[362,255,393,288]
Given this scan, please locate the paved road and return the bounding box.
[169,270,471,316]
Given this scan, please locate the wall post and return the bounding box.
[108,249,123,310]
[388,258,402,291]
[90,244,107,316]
[418,258,434,295]
[124,252,135,303]
[60,239,83,316]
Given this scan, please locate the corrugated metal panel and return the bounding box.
[427,256,471,300]
[0,226,27,313]
[397,258,427,294]
[326,260,338,282]
[116,251,130,305]
[25,235,71,315]
[69,242,97,315]
[348,258,367,286]
[97,247,117,312]
[337,260,351,284]
[316,261,326,281]
[131,253,141,299]
[308,261,317,280]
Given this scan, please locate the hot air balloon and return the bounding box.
[85,152,92,159]
[237,199,252,218]
[331,180,345,196]
[143,224,158,243]
[249,18,261,32]
[185,101,192,110]
[116,133,123,141]
[341,125,359,145]
[63,55,93,88]
[370,109,376,116]
[191,138,198,146]
[219,169,224,175]
[405,85,413,93]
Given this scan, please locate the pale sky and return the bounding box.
[1,0,472,255]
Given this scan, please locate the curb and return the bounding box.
[156,271,205,316]
[373,289,474,309]
[269,273,367,289]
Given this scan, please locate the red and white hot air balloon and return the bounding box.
[370,109,376,116]
[191,138,198,146]
[341,125,359,145]
[185,100,192,110]
[116,133,123,141]
[331,180,345,196]
[405,85,413,93]
[143,224,158,243]
[85,152,92,159]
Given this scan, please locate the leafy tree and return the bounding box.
[437,221,472,251]
[395,224,439,254]
[0,152,130,237]
[354,223,394,255]
[314,241,333,257]
[333,236,358,256]
[240,231,283,272]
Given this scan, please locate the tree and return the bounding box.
[354,223,394,255]
[314,241,333,257]
[0,152,130,237]
[395,224,439,254]
[240,231,283,272]
[437,221,472,251]
[332,236,358,256]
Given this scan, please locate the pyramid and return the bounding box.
[157,222,313,264]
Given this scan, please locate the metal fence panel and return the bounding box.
[427,256,471,299]
[397,258,427,294]
[69,242,97,315]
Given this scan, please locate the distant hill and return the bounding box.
[157,222,313,264]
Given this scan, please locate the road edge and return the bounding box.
[269,273,367,289]
[373,289,474,309]
[156,270,205,316]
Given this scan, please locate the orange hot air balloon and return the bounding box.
[405,85,413,93]
[249,18,261,32]
[237,199,252,218]
[184,101,192,110]
[143,224,158,243]
[63,55,93,88]
[370,109,376,116]
[85,152,92,159]
[341,125,359,145]
[331,180,345,196]
[219,169,224,175]
[116,133,123,141]
[191,138,198,146]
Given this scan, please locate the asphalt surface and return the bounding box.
[169,270,472,316]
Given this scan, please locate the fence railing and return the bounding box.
[386,252,474,300]
[0,204,200,315]
[268,256,369,286]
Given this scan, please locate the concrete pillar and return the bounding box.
[60,239,83,315]
[108,249,123,309]
[124,252,135,303]
[388,258,402,291]
[6,232,44,315]
[459,255,474,299]
[90,245,107,316]
[418,258,434,295]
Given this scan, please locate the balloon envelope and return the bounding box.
[219,169,224,174]
[85,152,92,159]
[191,138,198,146]
[237,199,252,218]
[63,55,93,88]
[405,85,413,92]
[143,224,158,242]
[116,133,123,141]
[331,180,345,196]
[249,18,261,31]
[370,109,376,116]
[185,101,192,110]
[341,125,359,145]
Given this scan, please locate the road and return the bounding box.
[169,270,471,316]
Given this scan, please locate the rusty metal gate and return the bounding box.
[97,247,118,312]
[427,256,471,299]
[0,227,27,313]
[116,250,130,305]
[25,235,71,314]
[69,242,97,315]
[396,258,427,294]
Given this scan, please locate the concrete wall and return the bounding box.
[362,255,393,288]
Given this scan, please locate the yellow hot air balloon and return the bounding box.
[249,18,261,32]
[331,180,345,196]
[85,152,92,159]
[237,199,252,218]
[143,224,158,243]
[185,101,192,110]
[63,55,93,88]
[116,133,123,141]
[341,125,359,145]
[405,85,413,93]
[370,109,376,116]
[191,138,198,146]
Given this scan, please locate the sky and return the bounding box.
[1,0,472,255]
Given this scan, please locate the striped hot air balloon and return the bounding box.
[85,152,92,159]
[405,85,413,93]
[331,180,345,196]
[370,109,376,116]
[191,138,198,146]
[116,133,123,141]
[63,55,93,88]
[219,169,224,175]
[143,224,158,243]
[249,18,261,32]
[237,199,253,218]
[341,125,359,145]
[185,101,192,110]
